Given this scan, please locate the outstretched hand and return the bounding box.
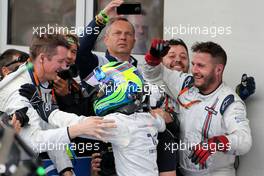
[69,117,117,141]
[145,39,170,66]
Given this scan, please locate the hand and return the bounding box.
[14,107,29,127]
[69,117,117,141]
[91,153,102,175]
[19,83,58,122]
[236,74,256,100]
[11,114,21,133]
[145,39,170,66]
[101,0,124,18]
[1,107,28,132]
[188,135,230,169]
[54,77,70,96]
[19,84,42,107]
[150,108,173,123]
[62,170,73,176]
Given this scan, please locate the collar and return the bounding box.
[105,50,138,67]
[198,82,224,99]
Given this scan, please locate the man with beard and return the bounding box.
[143,40,252,176]
[161,39,255,101]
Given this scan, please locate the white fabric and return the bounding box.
[0,64,76,172]
[143,62,252,176]
[103,112,165,176]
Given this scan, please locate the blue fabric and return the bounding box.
[42,157,91,176]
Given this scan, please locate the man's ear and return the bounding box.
[2,66,11,77]
[39,53,45,63]
[103,35,109,47]
[215,64,224,76]
[132,38,136,48]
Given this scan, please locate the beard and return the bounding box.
[194,71,216,93]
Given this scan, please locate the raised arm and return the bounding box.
[143,39,190,99]
[76,0,124,79]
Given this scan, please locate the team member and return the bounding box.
[143,40,252,176]
[20,61,167,176]
[76,0,137,81]
[0,49,29,79]
[0,34,116,175]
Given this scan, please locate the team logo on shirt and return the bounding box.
[181,76,194,90]
[202,98,219,141]
[220,94,234,115]
[205,106,218,115]
[234,116,246,123]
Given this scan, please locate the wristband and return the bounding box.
[99,10,109,24]
[95,15,105,26]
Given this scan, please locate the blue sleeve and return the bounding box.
[76,18,106,79]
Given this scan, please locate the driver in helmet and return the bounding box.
[19,61,167,176]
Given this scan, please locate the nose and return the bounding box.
[67,53,74,65]
[170,55,180,66]
[67,50,72,60]
[174,55,181,62]
[119,33,127,40]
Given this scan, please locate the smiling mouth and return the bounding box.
[56,70,62,74]
[172,65,183,69]
[194,75,203,80]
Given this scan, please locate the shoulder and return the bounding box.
[1,66,31,93]
[219,83,244,115]
[181,74,194,90]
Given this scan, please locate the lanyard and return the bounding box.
[164,95,175,113]
[27,63,56,103]
[176,87,201,109]
[28,63,41,96]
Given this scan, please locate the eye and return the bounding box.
[57,59,64,64]
[71,49,77,55]
[180,56,187,61]
[125,32,133,37]
[113,31,122,36]
[168,55,175,59]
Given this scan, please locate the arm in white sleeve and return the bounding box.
[152,114,166,132]
[47,149,73,173]
[79,113,131,147]
[143,61,190,100]
[48,109,86,127]
[143,62,164,86]
[223,100,252,155]
[3,93,71,153]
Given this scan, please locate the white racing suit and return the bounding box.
[48,102,166,176]
[0,64,85,173]
[98,112,165,176]
[143,63,252,176]
[0,64,166,176]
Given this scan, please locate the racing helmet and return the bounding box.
[93,61,144,116]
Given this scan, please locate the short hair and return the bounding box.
[0,49,29,78]
[65,34,80,49]
[168,38,189,56]
[191,41,227,66]
[106,17,135,35]
[0,49,28,68]
[30,34,70,60]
